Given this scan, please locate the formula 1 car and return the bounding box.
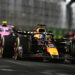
[62,32,75,62]
[13,25,75,63]
[50,31,75,63]
[13,25,63,62]
[13,32,72,63]
[13,24,59,60]
[14,31,59,61]
[0,21,16,58]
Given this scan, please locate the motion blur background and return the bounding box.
[0,0,75,38]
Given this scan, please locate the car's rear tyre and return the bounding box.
[14,37,23,60]
[14,36,33,60]
[0,39,2,58]
[71,42,75,57]
[2,35,16,58]
[1,37,5,57]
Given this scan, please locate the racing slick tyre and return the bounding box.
[71,42,75,57]
[0,34,2,58]
[14,36,32,60]
[0,38,2,58]
[1,37,5,57]
[70,41,75,63]
[63,41,75,64]
[14,37,23,60]
[2,35,16,58]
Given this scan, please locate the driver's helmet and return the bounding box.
[2,21,7,26]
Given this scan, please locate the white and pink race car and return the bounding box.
[0,24,16,58]
[0,24,14,38]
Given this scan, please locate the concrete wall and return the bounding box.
[0,0,67,29]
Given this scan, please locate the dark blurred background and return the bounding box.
[0,0,75,38]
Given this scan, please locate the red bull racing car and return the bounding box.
[14,31,59,61]
[13,24,64,62]
[13,25,75,63]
